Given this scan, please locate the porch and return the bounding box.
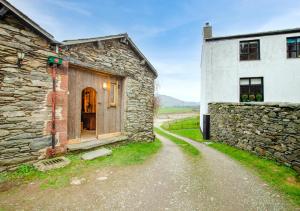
[67,63,126,147]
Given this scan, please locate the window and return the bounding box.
[240,77,263,102]
[287,37,300,58]
[109,81,118,107]
[240,40,260,60]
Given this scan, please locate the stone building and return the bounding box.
[0,0,157,171]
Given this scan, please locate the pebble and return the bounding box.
[70,177,86,185]
[97,176,108,181]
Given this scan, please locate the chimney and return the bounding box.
[203,22,212,39]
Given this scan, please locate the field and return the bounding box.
[161,116,203,142]
[158,106,199,115]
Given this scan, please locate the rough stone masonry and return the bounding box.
[62,39,156,141]
[0,14,62,171]
[0,11,156,171]
[209,102,300,173]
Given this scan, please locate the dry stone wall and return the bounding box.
[209,102,300,173]
[63,40,156,141]
[0,14,59,171]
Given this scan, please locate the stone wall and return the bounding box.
[63,39,156,141]
[209,102,300,173]
[0,14,66,171]
[0,12,156,171]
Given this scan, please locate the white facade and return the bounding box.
[200,29,300,130]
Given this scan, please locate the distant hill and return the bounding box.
[157,94,199,107]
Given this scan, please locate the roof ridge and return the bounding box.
[62,33,158,77]
[0,0,58,43]
[63,33,128,43]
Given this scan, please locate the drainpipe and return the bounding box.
[48,52,63,150]
[51,64,57,149]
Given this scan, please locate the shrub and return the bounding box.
[256,93,263,101]
[249,94,256,101]
[241,94,248,102]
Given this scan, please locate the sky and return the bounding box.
[8,0,300,102]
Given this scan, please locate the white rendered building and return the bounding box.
[200,24,300,130]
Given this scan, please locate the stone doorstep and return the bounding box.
[81,148,112,160]
[67,135,128,152]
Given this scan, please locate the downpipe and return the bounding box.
[51,64,57,149]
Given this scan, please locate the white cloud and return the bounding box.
[154,59,201,101]
[44,0,92,17]
[8,0,64,37]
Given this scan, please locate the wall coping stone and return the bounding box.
[208,102,300,108]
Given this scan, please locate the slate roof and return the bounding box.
[206,28,300,42]
[63,34,158,77]
[0,0,59,43]
[1,0,157,77]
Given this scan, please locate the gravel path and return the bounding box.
[0,123,295,210]
[156,127,295,211]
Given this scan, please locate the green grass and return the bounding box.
[169,129,204,143]
[0,139,162,190]
[154,127,200,156]
[209,142,300,206]
[162,116,200,130]
[158,106,199,114]
[163,116,300,206]
[162,116,204,143]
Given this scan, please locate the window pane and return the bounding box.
[288,43,297,51]
[287,37,300,58]
[249,53,258,60]
[250,85,262,96]
[240,77,264,102]
[288,51,297,58]
[240,43,249,54]
[240,54,248,60]
[249,46,257,53]
[287,38,296,44]
[240,86,249,95]
[240,40,259,60]
[249,41,258,48]
[240,79,249,85]
[110,84,115,104]
[251,78,261,85]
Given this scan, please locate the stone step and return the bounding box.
[67,135,128,152]
[81,148,112,160]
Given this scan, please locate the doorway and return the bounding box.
[81,87,96,140]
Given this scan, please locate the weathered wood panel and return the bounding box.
[67,65,123,140]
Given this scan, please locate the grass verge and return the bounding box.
[154,127,199,156]
[0,139,162,190]
[161,116,204,143]
[168,129,203,143]
[209,142,300,206]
